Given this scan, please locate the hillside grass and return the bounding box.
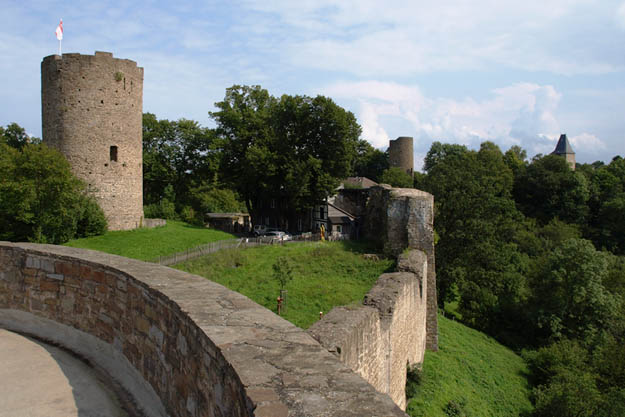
[407,313,533,417]
[64,220,235,261]
[174,241,394,329]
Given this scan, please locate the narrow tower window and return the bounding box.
[110,146,118,162]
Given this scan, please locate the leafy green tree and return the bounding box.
[0,143,106,243]
[379,167,413,188]
[514,154,589,225]
[421,142,529,339]
[1,122,40,149]
[142,113,220,210]
[210,85,276,221]
[273,256,294,291]
[211,85,361,228]
[188,182,245,217]
[352,139,388,181]
[529,238,620,342]
[585,157,625,253]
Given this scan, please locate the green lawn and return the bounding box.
[174,241,394,329]
[407,314,533,417]
[64,220,235,261]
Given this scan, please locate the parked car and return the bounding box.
[265,231,291,241]
[253,224,269,236]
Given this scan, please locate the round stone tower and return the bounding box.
[388,136,414,176]
[41,51,144,230]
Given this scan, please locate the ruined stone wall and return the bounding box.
[0,242,408,417]
[331,188,370,217]
[41,52,144,230]
[365,185,438,351]
[308,250,428,410]
[388,136,414,176]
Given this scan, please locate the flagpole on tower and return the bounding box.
[55,19,63,55]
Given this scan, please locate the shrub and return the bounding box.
[0,143,107,243]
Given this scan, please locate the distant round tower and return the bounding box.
[388,136,414,176]
[41,51,144,230]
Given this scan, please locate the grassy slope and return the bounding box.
[174,241,394,329]
[64,220,235,261]
[407,314,532,417]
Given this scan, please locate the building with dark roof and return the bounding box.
[551,134,576,170]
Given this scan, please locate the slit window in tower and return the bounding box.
[110,146,118,162]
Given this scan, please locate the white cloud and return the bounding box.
[618,3,625,28]
[569,133,607,154]
[241,0,624,76]
[324,80,571,159]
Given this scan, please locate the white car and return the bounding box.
[265,231,291,241]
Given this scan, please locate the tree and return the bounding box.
[585,157,625,253]
[1,122,40,149]
[0,143,106,243]
[421,142,530,339]
[379,167,413,188]
[514,154,590,225]
[529,238,620,342]
[142,113,220,211]
[211,85,361,229]
[352,139,388,181]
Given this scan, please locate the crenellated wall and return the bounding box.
[0,242,408,417]
[308,250,428,410]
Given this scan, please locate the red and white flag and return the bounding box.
[55,19,63,41]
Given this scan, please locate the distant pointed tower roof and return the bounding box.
[551,134,576,170]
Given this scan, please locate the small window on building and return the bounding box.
[336,225,342,233]
[110,146,118,162]
[270,199,276,208]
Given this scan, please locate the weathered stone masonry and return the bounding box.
[41,52,144,230]
[308,250,428,410]
[365,185,438,351]
[308,186,437,410]
[0,242,408,417]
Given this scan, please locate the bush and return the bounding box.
[0,143,107,244]
[143,199,177,220]
[443,398,470,417]
[76,196,108,237]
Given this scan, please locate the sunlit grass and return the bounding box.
[174,240,394,329]
[64,220,235,261]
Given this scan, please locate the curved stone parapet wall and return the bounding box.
[308,250,428,410]
[0,242,408,417]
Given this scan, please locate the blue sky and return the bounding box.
[2,0,624,169]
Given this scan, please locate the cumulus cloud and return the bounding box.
[569,133,607,154]
[324,80,574,163]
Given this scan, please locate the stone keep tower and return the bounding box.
[42,51,144,230]
[388,136,414,176]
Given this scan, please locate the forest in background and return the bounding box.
[415,142,625,417]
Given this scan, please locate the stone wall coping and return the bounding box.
[363,272,418,320]
[0,242,407,417]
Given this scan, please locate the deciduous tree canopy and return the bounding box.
[210,85,361,225]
